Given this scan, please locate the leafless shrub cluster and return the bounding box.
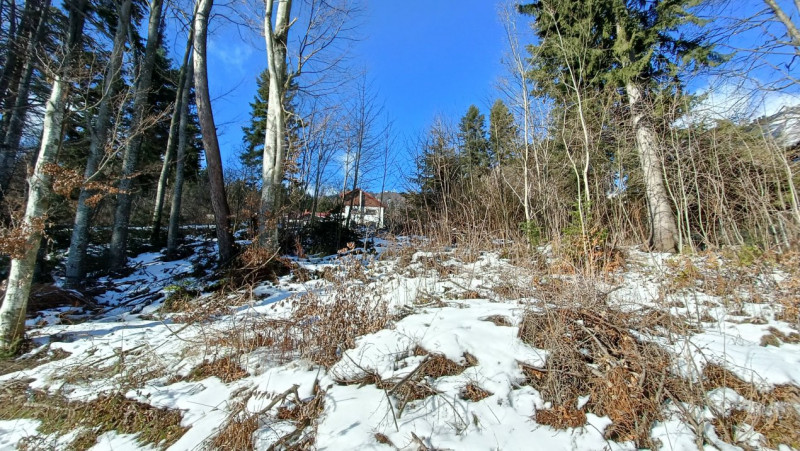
[518,301,681,446]
[210,380,327,450]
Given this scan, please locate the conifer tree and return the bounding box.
[520,0,722,252]
[489,99,517,164]
[458,105,490,171]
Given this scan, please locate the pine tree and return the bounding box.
[458,105,490,171]
[241,67,303,191]
[241,68,270,172]
[488,99,517,164]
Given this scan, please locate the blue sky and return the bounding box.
[199,0,509,181]
[190,0,800,189]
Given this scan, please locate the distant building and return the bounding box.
[340,189,386,227]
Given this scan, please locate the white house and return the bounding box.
[341,189,386,227]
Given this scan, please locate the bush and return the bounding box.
[282,218,360,256]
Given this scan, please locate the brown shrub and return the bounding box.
[535,405,587,429]
[460,383,492,402]
[184,356,249,383]
[518,303,683,447]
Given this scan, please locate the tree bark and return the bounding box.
[166,55,194,255]
[626,81,678,252]
[0,0,88,352]
[64,0,131,287]
[0,0,47,199]
[260,0,293,247]
[0,0,36,117]
[193,0,234,262]
[150,27,193,245]
[108,0,164,270]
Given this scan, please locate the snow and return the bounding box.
[0,419,41,448]
[2,235,799,449]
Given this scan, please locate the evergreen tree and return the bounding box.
[458,105,490,171]
[241,68,270,171]
[241,67,303,181]
[519,0,723,252]
[488,99,517,164]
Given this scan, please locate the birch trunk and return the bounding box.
[166,55,194,255]
[150,28,193,245]
[0,0,87,352]
[627,81,679,252]
[64,0,131,287]
[193,0,234,262]
[109,0,164,270]
[260,0,292,247]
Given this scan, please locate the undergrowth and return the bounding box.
[0,379,186,450]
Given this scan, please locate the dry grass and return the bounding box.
[210,411,259,451]
[211,379,328,450]
[460,383,492,402]
[535,405,587,429]
[203,257,391,369]
[291,290,390,367]
[517,293,685,446]
[222,245,290,289]
[0,346,71,377]
[183,355,249,383]
[759,326,800,347]
[482,315,513,327]
[703,363,800,448]
[0,379,186,450]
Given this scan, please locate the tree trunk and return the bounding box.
[193,0,234,262]
[166,56,194,255]
[0,0,87,352]
[0,0,47,199]
[260,0,292,247]
[150,28,193,245]
[108,0,164,270]
[626,81,678,252]
[64,0,131,288]
[0,0,35,117]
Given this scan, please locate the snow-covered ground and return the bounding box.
[1,237,799,450]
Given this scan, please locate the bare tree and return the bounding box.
[0,0,88,352]
[151,20,195,245]
[260,0,292,246]
[193,0,234,262]
[167,55,195,255]
[344,74,384,229]
[763,0,800,51]
[260,0,357,246]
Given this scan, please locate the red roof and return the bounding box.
[341,189,386,208]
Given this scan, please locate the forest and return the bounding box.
[0,0,799,449]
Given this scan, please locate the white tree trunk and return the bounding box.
[0,0,87,351]
[627,81,679,252]
[260,0,292,246]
